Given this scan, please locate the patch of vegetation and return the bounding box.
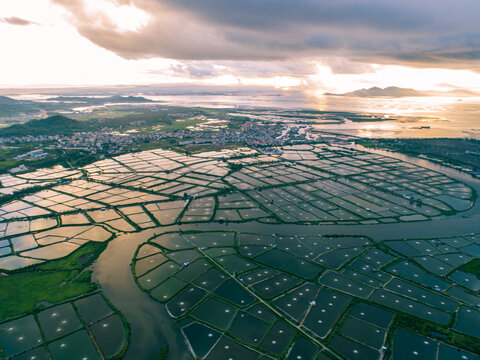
[0,144,56,172]
[0,96,51,119]
[458,259,480,279]
[152,117,205,132]
[0,115,88,136]
[155,346,169,360]
[228,163,244,172]
[127,139,246,155]
[0,147,21,171]
[61,150,102,168]
[0,145,101,174]
[0,242,107,321]
[34,242,106,271]
[1,102,248,135]
[126,138,181,153]
[357,138,480,174]
[71,106,231,133]
[394,313,480,354]
[182,141,246,154]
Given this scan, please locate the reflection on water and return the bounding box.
[353,144,480,187]
[148,93,480,139]
[310,95,480,139]
[10,91,480,139]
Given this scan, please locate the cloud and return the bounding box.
[52,0,480,70]
[322,58,375,75]
[162,60,319,81]
[168,62,219,78]
[1,16,36,26]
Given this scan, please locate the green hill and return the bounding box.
[0,96,45,118]
[0,96,25,105]
[0,115,87,136]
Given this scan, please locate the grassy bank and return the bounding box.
[357,138,480,174]
[0,241,107,321]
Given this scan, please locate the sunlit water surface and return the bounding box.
[10,92,480,139]
[144,93,480,139]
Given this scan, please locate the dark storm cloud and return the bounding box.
[53,0,480,69]
[1,17,36,26]
[165,0,429,32]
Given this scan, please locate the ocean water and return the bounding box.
[147,93,480,139]
[9,91,480,139]
[310,95,480,139]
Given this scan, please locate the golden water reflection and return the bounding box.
[310,95,480,139]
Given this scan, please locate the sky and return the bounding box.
[1,0,480,93]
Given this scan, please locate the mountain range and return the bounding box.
[326,86,479,98]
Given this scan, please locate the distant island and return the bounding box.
[47,95,153,104]
[326,86,479,98]
[0,95,154,120]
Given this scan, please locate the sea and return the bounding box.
[8,90,480,139]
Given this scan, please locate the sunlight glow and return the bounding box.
[310,63,480,94]
[83,0,150,32]
[0,0,479,91]
[200,75,302,89]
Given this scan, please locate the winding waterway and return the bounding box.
[92,229,192,360]
[91,149,480,359]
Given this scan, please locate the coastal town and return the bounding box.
[0,121,301,155]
